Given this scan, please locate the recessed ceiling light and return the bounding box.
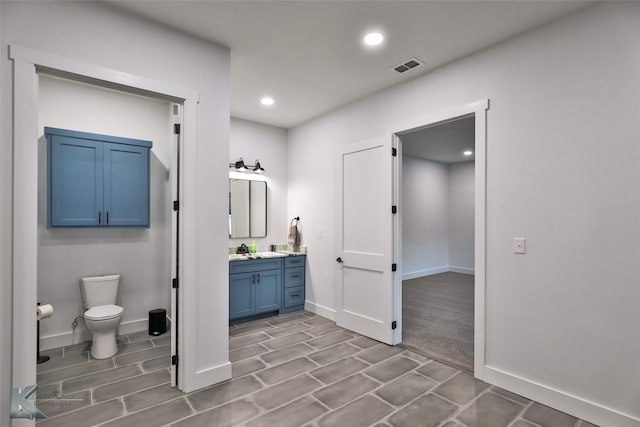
[364,32,384,46]
[260,97,274,106]
[464,150,473,156]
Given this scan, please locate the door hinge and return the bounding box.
[172,278,178,289]
[391,321,397,330]
[173,200,180,211]
[174,123,181,135]
[392,205,397,214]
[392,263,397,272]
[171,355,178,365]
[392,147,397,156]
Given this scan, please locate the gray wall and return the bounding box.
[401,156,474,279]
[37,75,172,347]
[229,118,288,250]
[448,161,474,271]
[288,3,640,423]
[401,155,449,277]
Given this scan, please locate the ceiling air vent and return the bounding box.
[392,58,423,74]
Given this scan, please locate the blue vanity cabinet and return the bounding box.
[229,258,282,321]
[282,255,306,314]
[46,127,152,228]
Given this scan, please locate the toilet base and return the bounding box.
[90,331,119,359]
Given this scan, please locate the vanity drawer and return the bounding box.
[284,286,304,308]
[284,267,304,288]
[229,258,282,275]
[284,256,305,269]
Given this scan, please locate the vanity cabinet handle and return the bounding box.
[106,211,109,224]
[256,274,260,284]
[291,274,300,279]
[98,211,101,225]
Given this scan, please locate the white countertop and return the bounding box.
[228,251,305,261]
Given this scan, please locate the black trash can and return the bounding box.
[149,309,167,336]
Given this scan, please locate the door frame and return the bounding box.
[393,99,489,378]
[9,44,198,401]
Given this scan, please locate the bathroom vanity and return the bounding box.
[229,253,306,321]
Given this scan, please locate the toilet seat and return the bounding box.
[84,304,123,321]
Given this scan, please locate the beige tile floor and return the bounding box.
[35,311,597,427]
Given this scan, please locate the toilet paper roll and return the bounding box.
[37,304,53,320]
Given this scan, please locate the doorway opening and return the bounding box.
[398,116,475,372]
[34,73,181,393]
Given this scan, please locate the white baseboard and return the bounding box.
[402,266,448,280]
[484,366,640,427]
[449,266,475,275]
[304,301,336,321]
[402,266,475,280]
[40,317,150,351]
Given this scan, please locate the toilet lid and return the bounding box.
[85,304,123,320]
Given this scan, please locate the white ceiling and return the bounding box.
[400,116,475,164]
[110,1,592,129]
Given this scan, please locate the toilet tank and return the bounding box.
[80,274,120,309]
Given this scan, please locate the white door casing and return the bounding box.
[336,135,396,344]
[9,45,202,405]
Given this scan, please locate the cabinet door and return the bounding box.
[229,272,255,320]
[104,142,150,227]
[49,135,104,227]
[254,269,281,314]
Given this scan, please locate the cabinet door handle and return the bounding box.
[291,274,300,279]
[252,274,255,284]
[106,211,109,225]
[98,211,101,225]
[256,273,260,284]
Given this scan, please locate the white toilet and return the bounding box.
[80,274,124,359]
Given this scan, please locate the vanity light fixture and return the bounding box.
[233,157,248,171]
[463,150,473,156]
[230,157,265,174]
[253,160,265,174]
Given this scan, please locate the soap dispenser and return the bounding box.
[249,240,257,254]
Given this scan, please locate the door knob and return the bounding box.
[336,257,343,263]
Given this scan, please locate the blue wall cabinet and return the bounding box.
[46,127,152,228]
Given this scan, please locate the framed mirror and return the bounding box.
[229,178,267,238]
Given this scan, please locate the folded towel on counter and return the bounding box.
[288,219,300,249]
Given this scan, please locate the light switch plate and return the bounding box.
[513,237,526,254]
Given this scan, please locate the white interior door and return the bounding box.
[336,135,397,344]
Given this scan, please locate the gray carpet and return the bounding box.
[402,272,474,372]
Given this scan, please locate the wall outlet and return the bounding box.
[513,237,526,254]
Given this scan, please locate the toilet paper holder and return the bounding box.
[36,302,52,364]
